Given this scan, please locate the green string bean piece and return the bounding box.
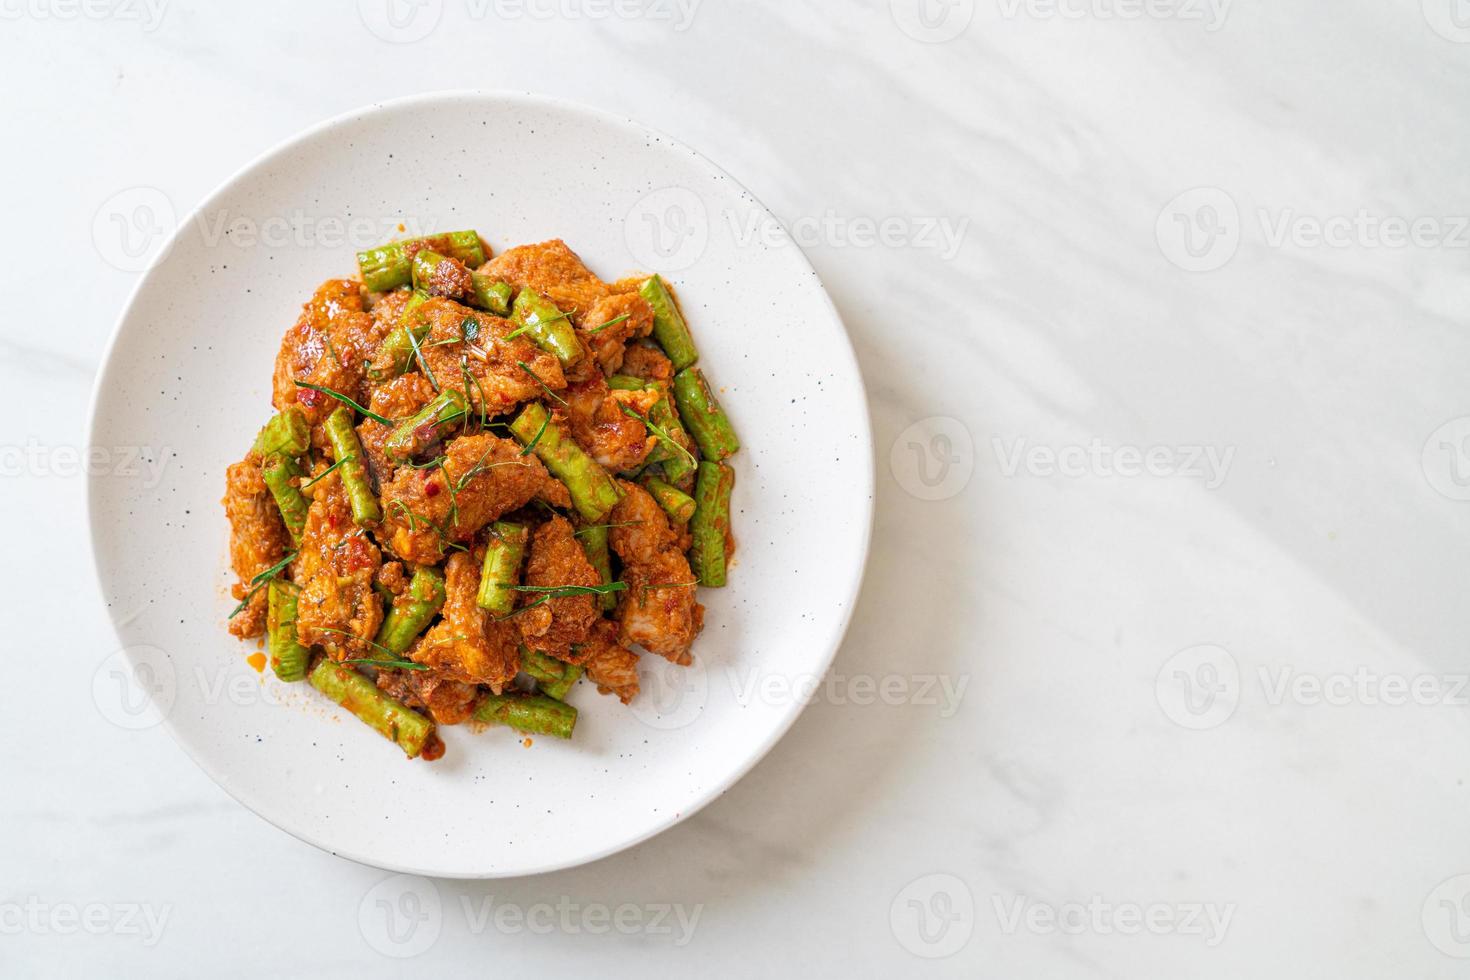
[374,566,446,656]
[576,523,617,612]
[384,389,467,462]
[309,660,435,758]
[672,367,740,462]
[509,402,623,521]
[510,289,583,367]
[253,407,310,458]
[267,580,310,682]
[520,647,583,701]
[642,475,696,525]
[690,461,735,587]
[476,522,529,616]
[261,454,309,545]
[356,231,484,293]
[473,692,577,740]
[639,274,699,370]
[470,274,512,316]
[368,290,432,381]
[324,407,381,525]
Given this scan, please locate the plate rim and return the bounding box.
[85,89,875,878]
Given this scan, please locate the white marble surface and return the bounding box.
[5,1,1470,975]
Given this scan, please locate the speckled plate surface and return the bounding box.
[87,91,872,878]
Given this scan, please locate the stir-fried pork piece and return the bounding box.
[293,477,383,659]
[608,481,703,663]
[411,551,521,694]
[222,454,290,638]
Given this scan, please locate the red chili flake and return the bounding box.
[342,540,376,572]
[298,388,322,409]
[424,480,441,498]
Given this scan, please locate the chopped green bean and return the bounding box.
[690,461,734,587]
[640,274,698,370]
[309,660,435,758]
[474,692,577,740]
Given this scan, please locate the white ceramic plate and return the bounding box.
[87,92,872,878]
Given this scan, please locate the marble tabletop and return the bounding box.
[6,1,1470,976]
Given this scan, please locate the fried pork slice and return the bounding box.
[562,374,658,473]
[356,372,436,487]
[420,254,474,300]
[411,551,521,693]
[293,477,383,659]
[271,278,382,447]
[406,298,567,416]
[619,342,675,384]
[579,292,655,375]
[517,516,602,664]
[379,433,550,565]
[369,287,414,331]
[608,481,704,664]
[376,560,409,598]
[480,239,610,321]
[222,454,290,639]
[376,666,479,726]
[580,618,641,704]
